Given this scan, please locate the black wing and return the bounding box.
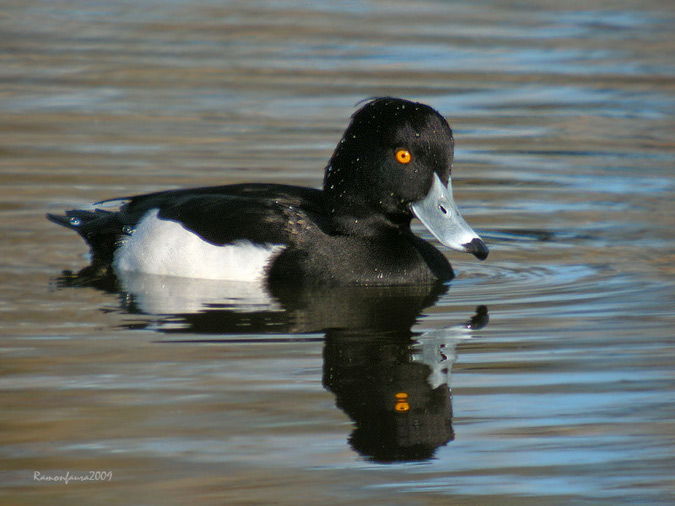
[124,183,328,246]
[48,183,329,261]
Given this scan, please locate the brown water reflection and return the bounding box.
[2,0,674,504]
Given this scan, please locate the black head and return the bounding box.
[324,97,454,225]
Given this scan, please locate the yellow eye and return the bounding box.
[394,392,410,412]
[395,149,412,164]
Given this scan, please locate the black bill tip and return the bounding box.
[464,238,489,261]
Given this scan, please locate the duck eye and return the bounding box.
[395,149,412,164]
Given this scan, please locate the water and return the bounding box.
[1,1,674,504]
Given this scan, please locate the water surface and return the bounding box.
[1,1,674,504]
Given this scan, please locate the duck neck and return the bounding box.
[329,206,412,237]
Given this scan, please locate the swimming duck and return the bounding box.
[48,97,488,286]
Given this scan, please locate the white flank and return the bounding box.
[113,209,285,281]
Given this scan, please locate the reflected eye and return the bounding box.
[395,149,412,164]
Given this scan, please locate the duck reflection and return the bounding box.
[55,266,488,462]
[323,309,487,463]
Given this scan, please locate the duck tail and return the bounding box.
[47,209,124,263]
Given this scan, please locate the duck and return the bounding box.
[47,97,488,287]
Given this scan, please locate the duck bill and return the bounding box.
[411,173,488,261]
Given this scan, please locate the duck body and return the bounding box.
[48,98,487,287]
